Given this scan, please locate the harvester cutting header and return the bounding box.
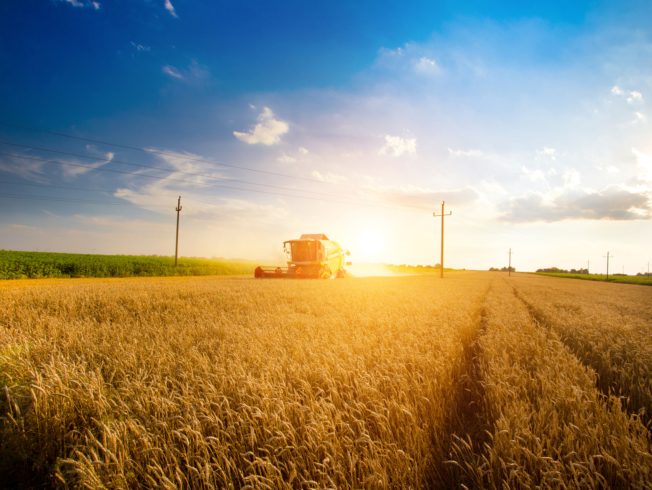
[255,234,350,279]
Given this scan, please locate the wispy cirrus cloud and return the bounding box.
[0,145,113,181]
[58,0,101,9]
[162,65,183,80]
[0,154,48,182]
[164,0,178,18]
[112,149,288,223]
[59,147,114,179]
[162,61,210,83]
[233,107,289,146]
[311,170,347,184]
[130,41,151,52]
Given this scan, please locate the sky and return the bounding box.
[0,0,651,273]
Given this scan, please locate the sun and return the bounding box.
[352,228,386,263]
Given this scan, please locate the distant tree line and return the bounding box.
[536,267,588,274]
[489,266,515,272]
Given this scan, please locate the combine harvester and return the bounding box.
[255,234,350,279]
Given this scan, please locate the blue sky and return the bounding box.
[1,0,651,272]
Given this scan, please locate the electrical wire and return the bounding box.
[0,140,351,200]
[0,151,429,211]
[0,122,329,184]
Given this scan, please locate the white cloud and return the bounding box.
[610,85,624,96]
[634,111,647,123]
[448,148,484,158]
[60,149,114,178]
[366,183,478,209]
[112,149,279,221]
[233,107,289,146]
[378,135,417,157]
[633,147,652,181]
[537,147,557,160]
[501,186,652,222]
[277,146,310,163]
[611,85,644,104]
[562,169,581,188]
[414,56,440,75]
[311,170,347,184]
[162,65,183,80]
[130,42,151,52]
[164,0,178,18]
[143,148,222,184]
[378,46,405,59]
[521,166,546,183]
[161,61,210,83]
[0,154,48,182]
[377,44,444,78]
[277,153,297,164]
[58,0,100,9]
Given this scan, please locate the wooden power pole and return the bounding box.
[175,196,182,267]
[433,201,452,278]
[604,251,612,280]
[508,248,512,277]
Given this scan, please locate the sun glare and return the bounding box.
[351,228,386,263]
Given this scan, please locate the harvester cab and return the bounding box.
[255,234,350,279]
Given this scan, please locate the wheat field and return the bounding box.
[0,272,650,488]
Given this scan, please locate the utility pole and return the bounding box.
[175,195,182,267]
[508,248,512,277]
[604,251,612,280]
[433,201,452,278]
[587,259,590,275]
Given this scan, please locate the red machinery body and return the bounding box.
[255,234,350,279]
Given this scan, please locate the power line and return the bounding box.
[0,152,429,211]
[0,122,328,184]
[0,140,351,200]
[0,193,168,207]
[0,179,119,195]
[0,151,354,204]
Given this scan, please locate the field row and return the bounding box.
[0,273,650,488]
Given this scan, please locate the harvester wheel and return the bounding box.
[320,266,332,279]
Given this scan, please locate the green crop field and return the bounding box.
[0,250,257,279]
[535,271,652,286]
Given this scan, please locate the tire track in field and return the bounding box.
[511,285,650,430]
[433,283,495,488]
